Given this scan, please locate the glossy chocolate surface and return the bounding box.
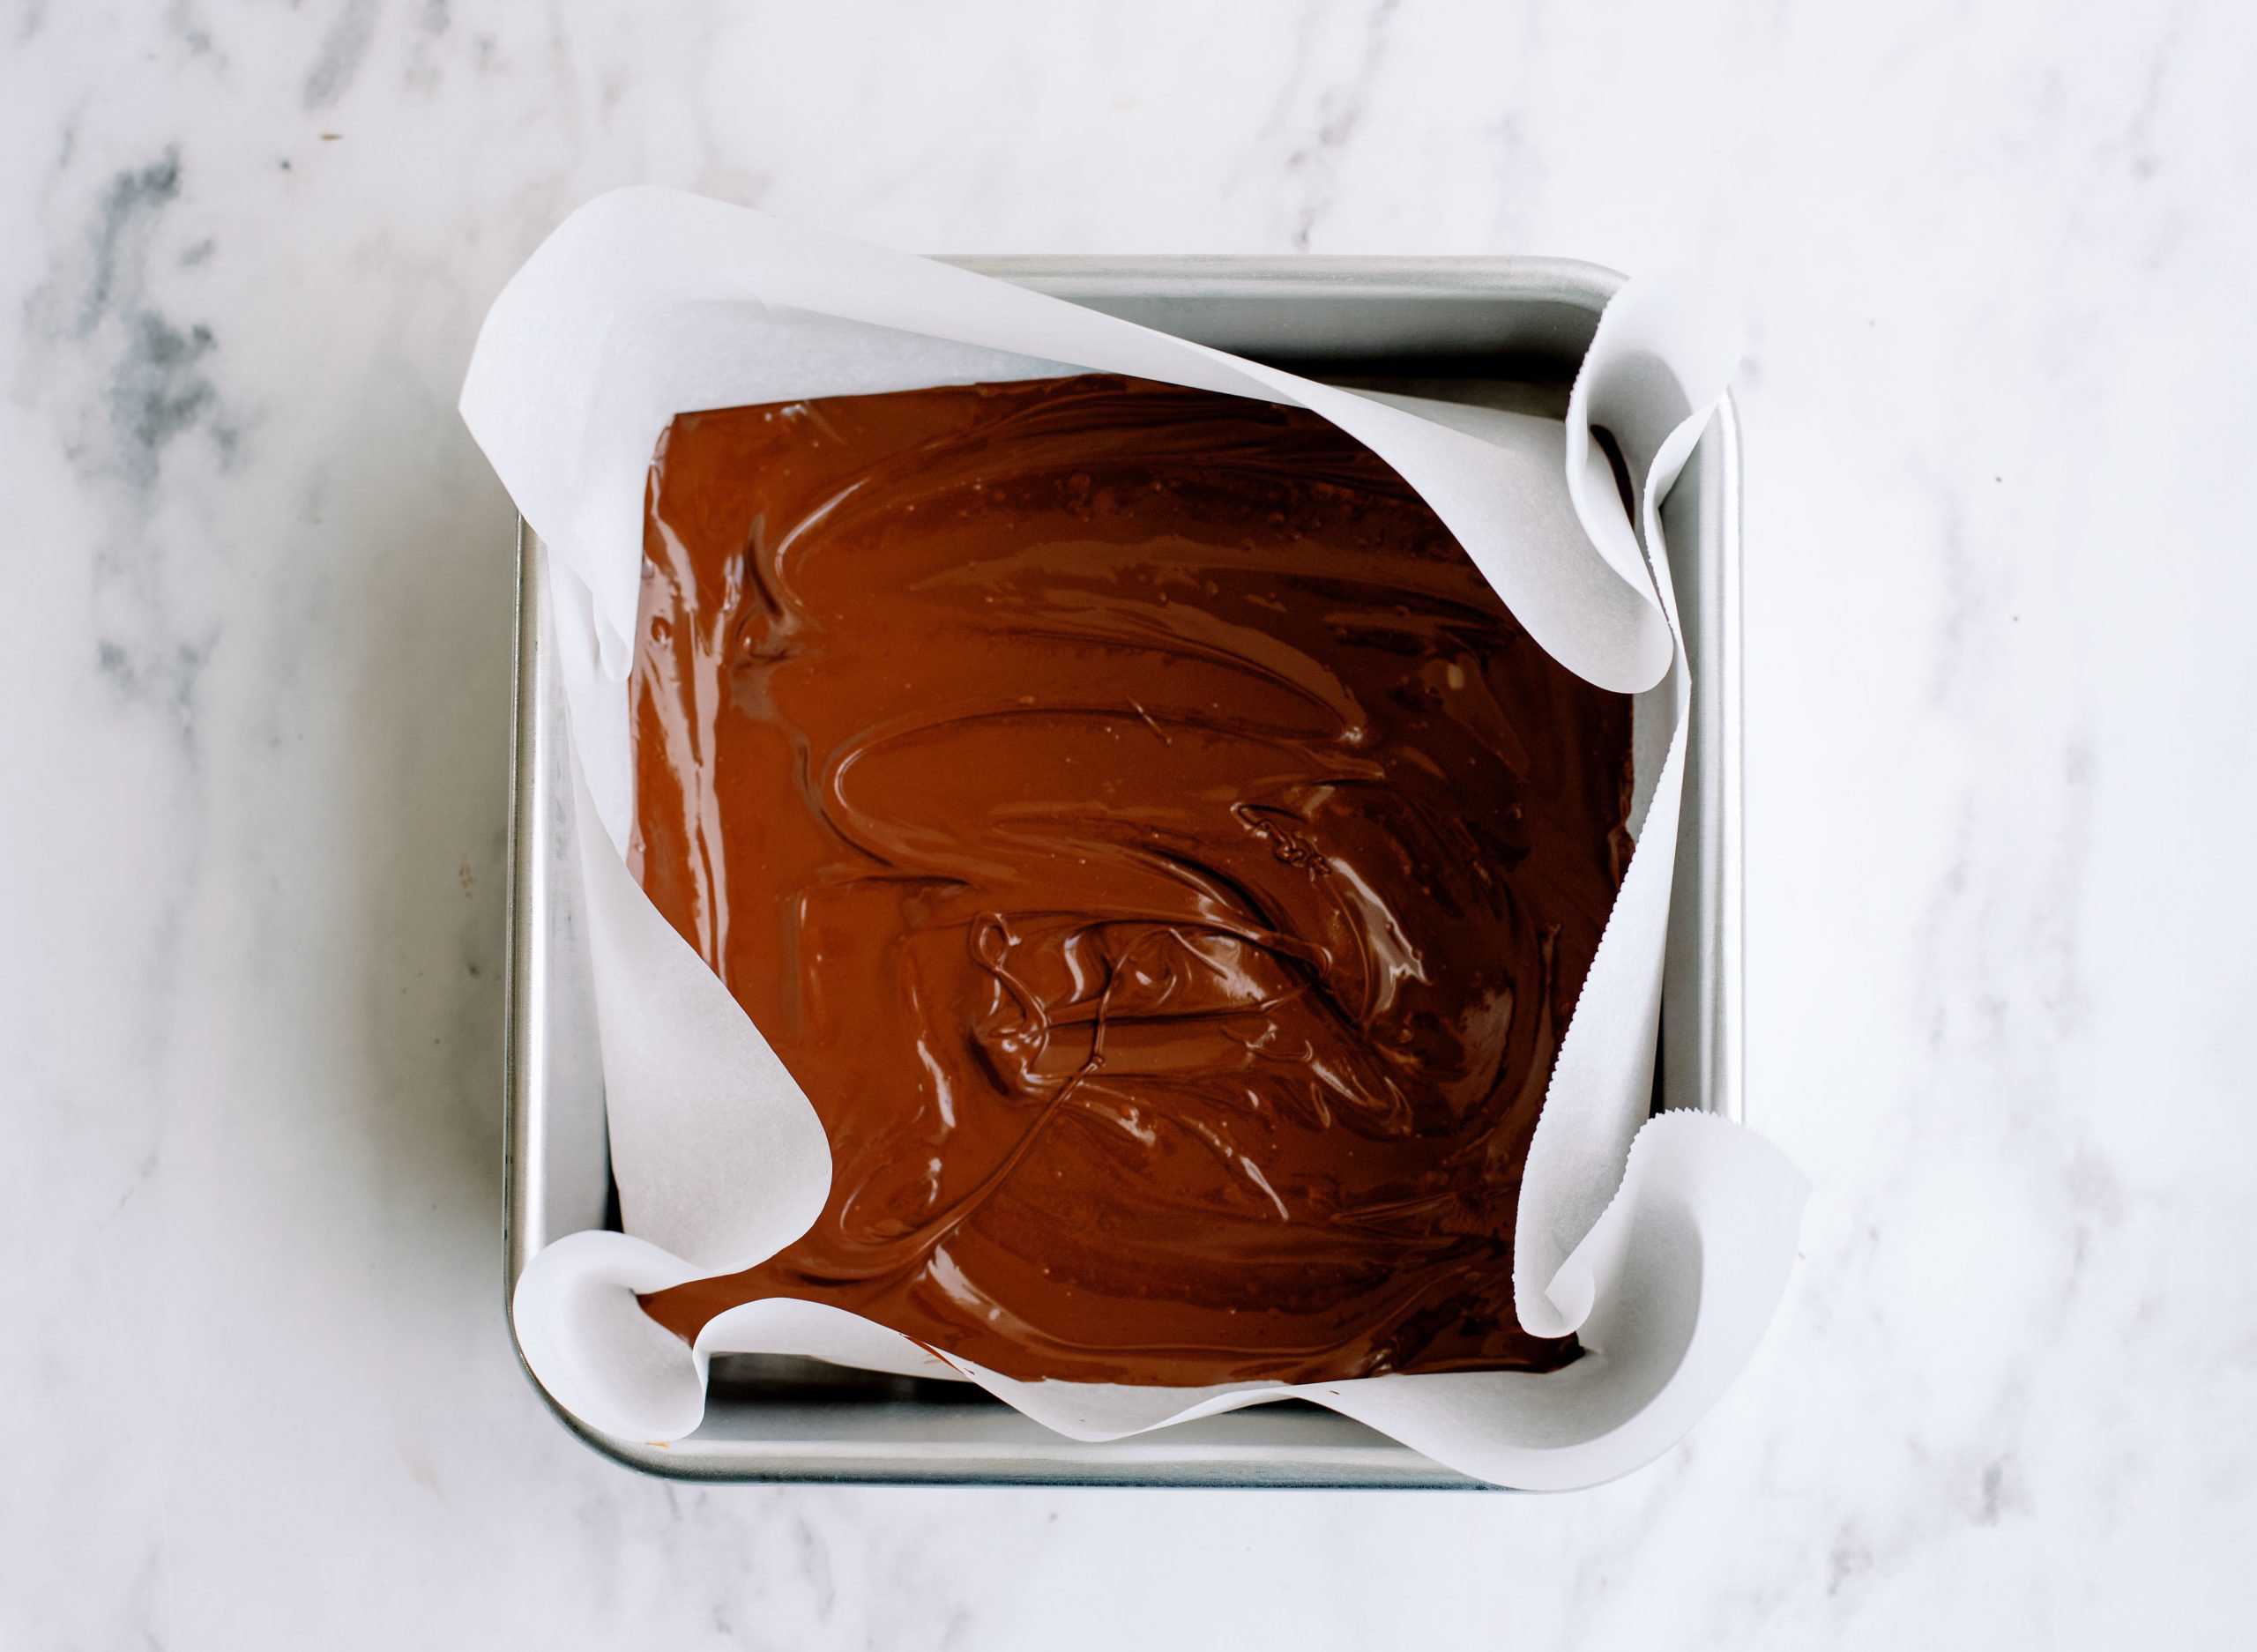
[630,374,1630,1385]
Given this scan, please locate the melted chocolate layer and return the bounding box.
[630,374,1631,1386]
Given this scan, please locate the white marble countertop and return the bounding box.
[5,3,2253,1646]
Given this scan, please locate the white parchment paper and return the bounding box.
[462,188,1806,1490]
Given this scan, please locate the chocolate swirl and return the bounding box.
[630,374,1631,1385]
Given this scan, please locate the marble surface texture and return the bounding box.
[4,2,2253,1647]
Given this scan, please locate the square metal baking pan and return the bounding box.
[503,257,1744,1487]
